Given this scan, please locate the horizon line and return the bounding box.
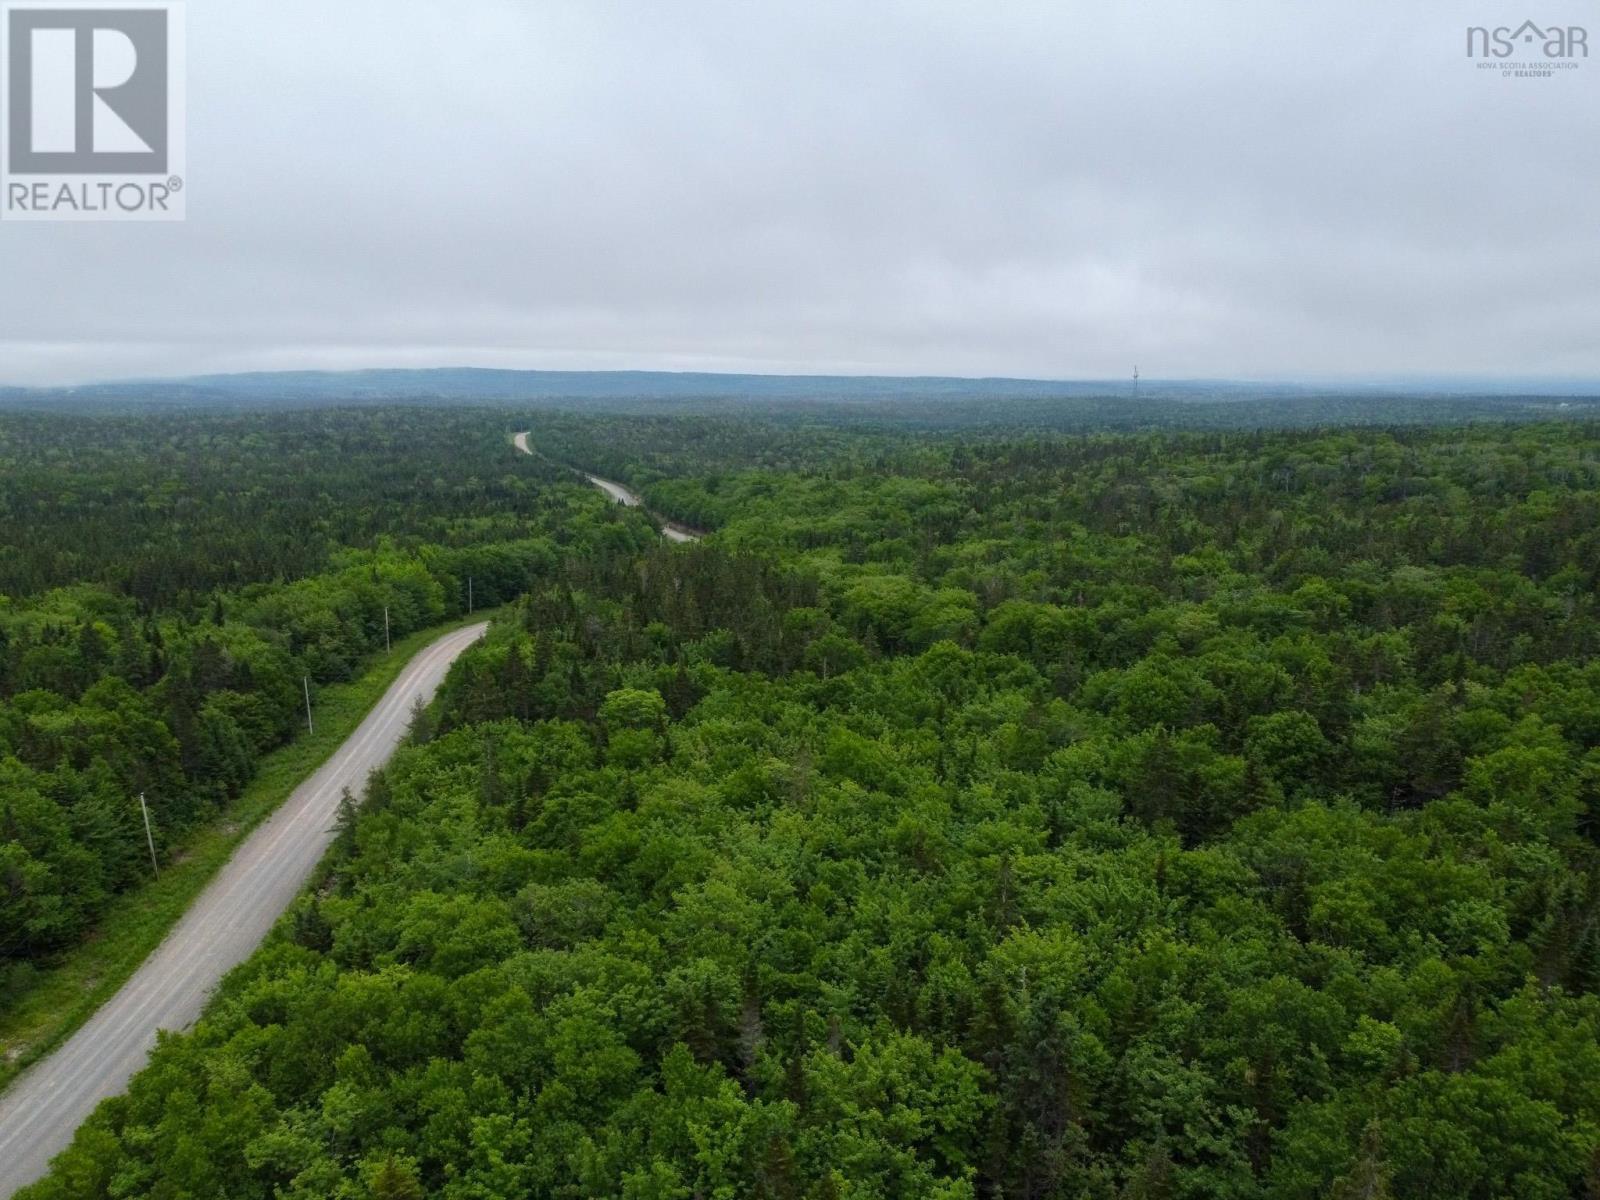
[7,364,1600,393]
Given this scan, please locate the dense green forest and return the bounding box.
[0,408,589,604]
[0,409,658,986]
[16,412,1600,1198]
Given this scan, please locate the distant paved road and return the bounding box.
[513,431,700,542]
[0,621,489,1198]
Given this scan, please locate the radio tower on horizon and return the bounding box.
[1132,365,1140,399]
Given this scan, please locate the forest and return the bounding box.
[7,405,1600,1198]
[0,408,656,984]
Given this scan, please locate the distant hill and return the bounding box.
[2,367,1598,430]
[3,368,1318,405]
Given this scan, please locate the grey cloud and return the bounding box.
[1,0,1596,385]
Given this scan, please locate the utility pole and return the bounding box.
[384,605,391,652]
[139,793,159,877]
[468,576,474,614]
[303,675,314,735]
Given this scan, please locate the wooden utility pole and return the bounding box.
[384,605,391,652]
[303,675,314,735]
[139,793,159,877]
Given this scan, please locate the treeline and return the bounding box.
[23,418,1600,1198]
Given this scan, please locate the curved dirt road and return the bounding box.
[513,431,700,542]
[0,621,489,1198]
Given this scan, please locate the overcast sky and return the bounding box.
[2,0,1596,385]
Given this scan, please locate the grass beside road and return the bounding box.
[0,609,501,1096]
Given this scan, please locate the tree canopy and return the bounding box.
[11,408,1600,1198]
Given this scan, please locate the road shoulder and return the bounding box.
[0,610,499,1097]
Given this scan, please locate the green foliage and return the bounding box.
[18,414,1600,1198]
[0,407,654,976]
